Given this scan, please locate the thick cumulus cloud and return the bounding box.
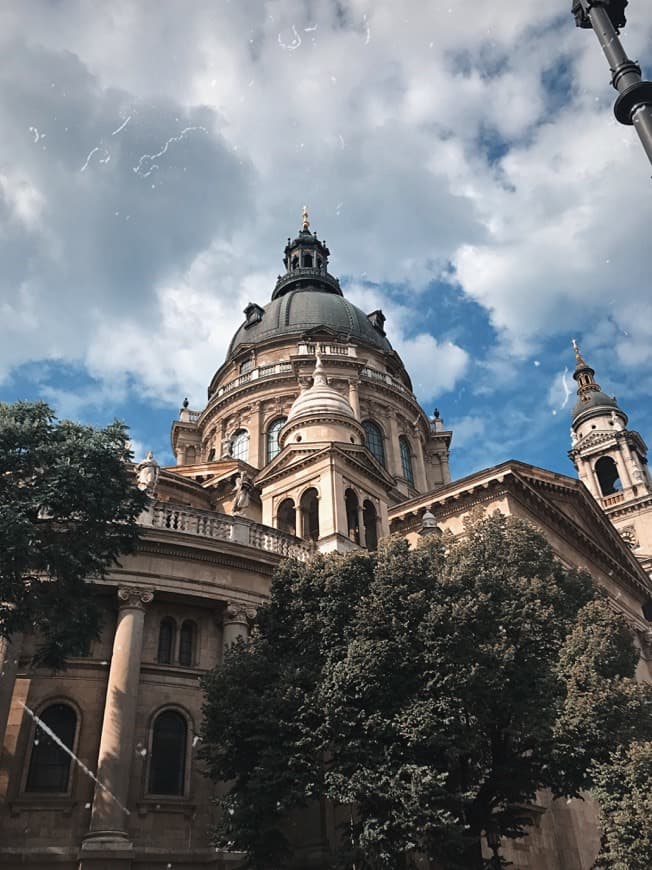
[0,36,251,378]
[0,0,651,427]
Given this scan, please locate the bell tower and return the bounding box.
[568,340,652,576]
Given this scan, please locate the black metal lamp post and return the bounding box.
[572,0,652,165]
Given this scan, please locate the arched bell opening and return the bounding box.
[345,488,360,544]
[363,500,378,551]
[277,498,297,536]
[300,488,320,542]
[595,456,622,496]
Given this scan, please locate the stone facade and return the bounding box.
[1,222,651,869]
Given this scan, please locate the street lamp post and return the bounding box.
[572,0,652,165]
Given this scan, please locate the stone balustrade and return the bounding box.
[145,502,312,560]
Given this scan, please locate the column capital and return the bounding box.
[117,586,154,611]
[224,601,257,626]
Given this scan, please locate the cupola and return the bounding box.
[272,207,342,300]
[280,354,364,448]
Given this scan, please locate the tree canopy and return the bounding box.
[0,401,146,667]
[200,512,652,869]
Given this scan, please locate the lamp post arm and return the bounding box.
[573,0,652,166]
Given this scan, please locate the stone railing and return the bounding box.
[145,502,312,561]
[297,342,358,357]
[215,363,293,398]
[602,491,626,507]
[361,366,410,395]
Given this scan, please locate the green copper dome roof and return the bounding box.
[227,287,393,355]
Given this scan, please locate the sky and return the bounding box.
[1,0,651,481]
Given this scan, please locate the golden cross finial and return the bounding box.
[572,338,587,366]
[302,205,310,230]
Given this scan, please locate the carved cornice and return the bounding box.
[117,586,155,610]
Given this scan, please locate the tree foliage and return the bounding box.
[593,741,652,869]
[200,512,652,869]
[0,401,146,667]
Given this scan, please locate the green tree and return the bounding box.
[0,401,147,667]
[200,512,652,869]
[593,741,652,870]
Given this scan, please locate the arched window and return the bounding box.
[266,417,287,463]
[277,498,296,536]
[26,703,77,793]
[362,420,385,467]
[399,436,414,486]
[178,621,195,667]
[148,710,187,796]
[157,618,176,665]
[302,253,313,268]
[363,500,378,551]
[595,456,622,496]
[345,489,360,544]
[300,488,320,542]
[231,429,249,462]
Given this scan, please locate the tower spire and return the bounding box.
[571,339,602,400]
[302,205,310,231]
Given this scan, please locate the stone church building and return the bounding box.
[0,214,651,870]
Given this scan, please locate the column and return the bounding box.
[357,503,366,548]
[413,431,428,492]
[249,401,264,467]
[222,603,255,653]
[82,586,153,857]
[387,414,401,479]
[0,634,22,757]
[348,380,361,420]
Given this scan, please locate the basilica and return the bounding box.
[0,213,651,870]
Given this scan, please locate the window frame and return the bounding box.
[399,435,414,486]
[266,416,287,463]
[178,620,197,668]
[22,699,80,797]
[145,707,192,799]
[362,420,386,467]
[230,428,249,463]
[157,617,176,665]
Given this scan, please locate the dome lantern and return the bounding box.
[273,207,342,300]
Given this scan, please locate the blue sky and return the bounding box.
[1,0,651,482]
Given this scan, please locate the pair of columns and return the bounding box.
[76,588,254,865]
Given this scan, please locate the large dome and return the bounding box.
[227,287,393,356]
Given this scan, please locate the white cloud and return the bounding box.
[0,0,650,430]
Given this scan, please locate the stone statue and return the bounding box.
[570,428,579,446]
[136,451,160,494]
[220,436,233,459]
[232,473,253,514]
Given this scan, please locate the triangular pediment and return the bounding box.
[256,440,394,492]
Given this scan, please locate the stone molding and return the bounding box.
[117,586,155,611]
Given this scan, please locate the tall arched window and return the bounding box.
[363,500,378,551]
[157,618,176,665]
[300,488,320,542]
[277,498,296,536]
[399,436,414,486]
[231,429,249,462]
[345,489,360,544]
[148,710,187,796]
[595,456,622,496]
[178,621,196,667]
[266,417,287,463]
[362,420,385,467]
[26,703,77,793]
